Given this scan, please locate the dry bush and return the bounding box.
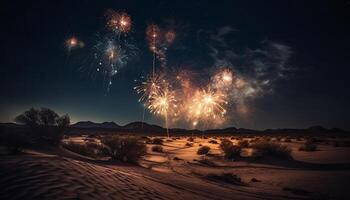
[283,187,310,196]
[102,136,147,163]
[333,140,350,147]
[62,142,102,158]
[299,140,317,151]
[237,140,249,148]
[205,173,245,186]
[197,146,210,155]
[185,142,193,147]
[219,139,241,159]
[251,178,260,182]
[152,138,163,145]
[208,139,218,144]
[151,145,163,152]
[173,157,183,161]
[0,131,29,154]
[251,140,291,159]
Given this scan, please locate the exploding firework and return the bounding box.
[106,10,132,34]
[134,72,165,102]
[148,88,177,117]
[186,88,228,126]
[135,72,177,137]
[92,34,137,91]
[95,37,127,77]
[65,37,84,51]
[145,24,176,68]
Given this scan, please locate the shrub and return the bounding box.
[299,140,317,151]
[152,138,163,145]
[152,145,163,152]
[284,138,292,143]
[197,146,210,155]
[237,140,249,148]
[208,139,218,144]
[283,187,310,196]
[185,142,193,147]
[62,142,101,158]
[333,140,350,147]
[173,157,183,161]
[251,140,291,159]
[251,178,260,182]
[205,173,245,186]
[141,136,152,144]
[219,139,241,159]
[0,131,28,154]
[101,136,147,163]
[187,137,194,142]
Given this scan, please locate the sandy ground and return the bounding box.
[1,136,350,200]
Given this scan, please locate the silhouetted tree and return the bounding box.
[15,107,70,145]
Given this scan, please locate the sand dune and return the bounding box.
[0,150,306,200]
[1,137,350,199]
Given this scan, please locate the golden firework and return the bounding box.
[106,10,132,34]
[187,88,227,124]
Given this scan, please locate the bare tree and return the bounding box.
[15,107,70,145]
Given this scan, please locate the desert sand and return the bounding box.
[1,136,350,200]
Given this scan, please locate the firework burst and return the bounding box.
[134,72,165,102]
[186,88,227,126]
[106,10,132,35]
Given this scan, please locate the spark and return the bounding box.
[65,37,84,51]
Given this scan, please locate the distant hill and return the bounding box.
[1,122,348,136]
[72,121,120,129]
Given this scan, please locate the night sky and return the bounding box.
[1,0,350,130]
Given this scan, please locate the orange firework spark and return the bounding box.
[65,37,84,51]
[106,10,132,34]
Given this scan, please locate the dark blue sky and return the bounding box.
[1,0,350,130]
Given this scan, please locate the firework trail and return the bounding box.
[146,24,176,69]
